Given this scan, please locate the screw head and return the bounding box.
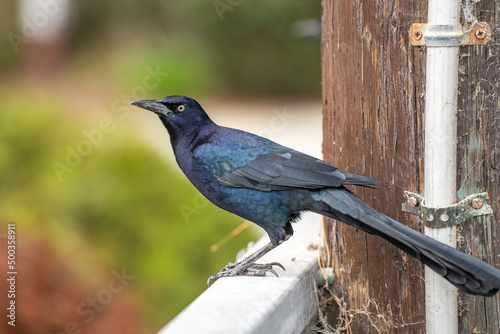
[414,30,423,40]
[407,197,418,207]
[475,29,486,40]
[472,198,484,209]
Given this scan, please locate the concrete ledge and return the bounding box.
[158,213,322,334]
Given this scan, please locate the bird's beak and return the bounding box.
[130,99,171,117]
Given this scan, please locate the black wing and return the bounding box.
[210,147,379,192]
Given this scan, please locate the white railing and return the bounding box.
[158,213,322,334]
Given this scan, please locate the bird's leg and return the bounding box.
[207,241,285,285]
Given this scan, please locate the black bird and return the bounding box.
[131,95,500,296]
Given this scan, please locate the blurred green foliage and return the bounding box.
[200,1,321,96]
[1,0,320,97]
[0,0,320,329]
[0,90,257,327]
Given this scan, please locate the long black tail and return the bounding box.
[310,187,500,296]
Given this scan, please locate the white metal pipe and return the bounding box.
[424,0,460,333]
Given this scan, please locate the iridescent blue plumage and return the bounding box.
[131,95,500,295]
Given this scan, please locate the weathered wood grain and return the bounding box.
[456,1,500,333]
[321,0,427,332]
[322,0,500,332]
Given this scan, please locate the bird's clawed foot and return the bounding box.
[207,261,285,286]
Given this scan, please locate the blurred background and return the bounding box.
[0,1,321,332]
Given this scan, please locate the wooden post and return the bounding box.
[456,1,500,333]
[321,0,500,332]
[321,1,427,331]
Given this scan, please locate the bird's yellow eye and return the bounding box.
[177,105,185,112]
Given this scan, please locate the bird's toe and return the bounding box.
[207,261,286,286]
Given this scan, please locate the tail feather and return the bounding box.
[311,188,500,296]
[342,172,380,188]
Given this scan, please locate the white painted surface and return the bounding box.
[158,213,322,334]
[424,0,460,332]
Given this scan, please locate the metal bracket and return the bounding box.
[402,191,493,228]
[409,22,491,47]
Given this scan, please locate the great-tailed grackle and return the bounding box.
[131,95,500,296]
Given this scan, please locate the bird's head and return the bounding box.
[131,95,215,142]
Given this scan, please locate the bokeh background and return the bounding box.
[0,1,321,332]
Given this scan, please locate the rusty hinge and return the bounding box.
[409,22,491,47]
[402,191,493,228]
